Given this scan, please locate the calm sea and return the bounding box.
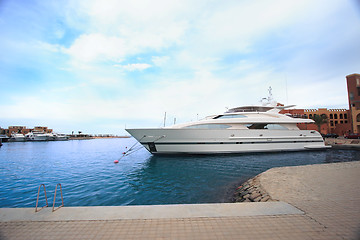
[0,138,359,208]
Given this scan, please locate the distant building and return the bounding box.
[346,73,360,133]
[282,108,351,135]
[8,126,31,135]
[1,126,53,137]
[33,126,53,133]
[0,127,8,135]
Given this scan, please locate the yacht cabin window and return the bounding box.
[246,123,288,130]
[184,124,231,129]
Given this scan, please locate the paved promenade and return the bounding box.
[325,137,360,149]
[1,161,360,239]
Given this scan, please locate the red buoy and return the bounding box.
[114,160,119,164]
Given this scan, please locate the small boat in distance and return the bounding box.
[126,103,329,154]
[53,133,69,141]
[0,135,9,143]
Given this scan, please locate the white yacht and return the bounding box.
[53,133,69,141]
[8,133,26,142]
[126,105,329,154]
[45,133,56,141]
[25,131,48,141]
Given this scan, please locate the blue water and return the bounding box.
[0,138,359,208]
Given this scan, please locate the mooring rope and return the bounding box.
[117,135,166,161]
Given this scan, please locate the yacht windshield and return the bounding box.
[213,114,247,119]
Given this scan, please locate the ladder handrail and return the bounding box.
[52,183,64,212]
[35,184,48,212]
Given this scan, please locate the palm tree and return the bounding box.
[310,114,328,133]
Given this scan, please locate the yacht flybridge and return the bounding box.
[126,105,329,154]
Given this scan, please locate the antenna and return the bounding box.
[268,86,273,102]
[163,112,167,127]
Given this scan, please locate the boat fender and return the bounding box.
[114,160,119,164]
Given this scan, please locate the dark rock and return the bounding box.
[261,195,270,202]
[254,196,262,202]
[250,191,261,200]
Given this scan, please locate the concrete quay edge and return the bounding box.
[0,202,303,222]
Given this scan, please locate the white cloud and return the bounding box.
[151,56,170,67]
[64,33,126,62]
[61,0,191,65]
[114,63,152,71]
[288,79,349,109]
[184,0,315,55]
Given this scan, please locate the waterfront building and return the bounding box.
[0,126,53,137]
[346,73,360,133]
[0,127,9,136]
[8,126,31,135]
[282,108,351,136]
[33,126,53,133]
[306,108,350,135]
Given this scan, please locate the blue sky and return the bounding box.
[1,0,360,134]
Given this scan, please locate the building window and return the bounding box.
[345,120,348,123]
[358,87,360,96]
[330,121,334,126]
[309,114,312,119]
[344,113,348,119]
[340,121,343,124]
[335,121,338,125]
[334,114,338,119]
[340,113,343,119]
[357,114,360,122]
[330,114,333,119]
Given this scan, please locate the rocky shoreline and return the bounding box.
[232,175,274,203]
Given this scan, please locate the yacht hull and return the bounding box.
[126,128,328,154]
[8,138,26,142]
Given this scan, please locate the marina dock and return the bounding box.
[1,161,359,239]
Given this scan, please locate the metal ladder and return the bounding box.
[35,183,64,212]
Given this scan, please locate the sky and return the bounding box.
[0,0,360,135]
